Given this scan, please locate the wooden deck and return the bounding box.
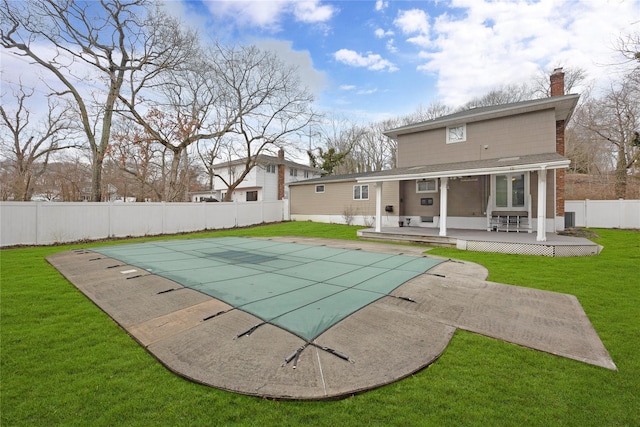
[357,227,602,257]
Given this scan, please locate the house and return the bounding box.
[193,149,323,202]
[289,69,578,242]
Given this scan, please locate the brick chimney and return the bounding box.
[277,148,285,200]
[551,68,566,218]
[550,67,565,97]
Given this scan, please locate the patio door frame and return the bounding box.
[490,171,530,211]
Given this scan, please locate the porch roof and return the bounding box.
[356,152,570,183]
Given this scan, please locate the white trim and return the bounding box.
[439,177,449,236]
[357,159,570,183]
[537,167,547,241]
[353,184,369,200]
[446,124,466,144]
[491,172,529,210]
[375,183,383,232]
[416,178,438,193]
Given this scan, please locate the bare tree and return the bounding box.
[0,84,76,200]
[576,72,639,198]
[309,115,365,175]
[460,83,533,110]
[615,31,640,66]
[117,42,237,201]
[403,100,453,123]
[35,155,91,201]
[107,118,165,201]
[212,44,316,201]
[1,0,194,201]
[530,66,589,98]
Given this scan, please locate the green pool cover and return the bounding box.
[94,237,443,341]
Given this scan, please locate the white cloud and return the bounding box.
[334,49,399,72]
[395,9,430,36]
[386,38,397,53]
[255,39,326,95]
[374,28,394,38]
[201,0,335,30]
[340,85,356,90]
[415,0,640,105]
[293,1,337,23]
[375,1,389,12]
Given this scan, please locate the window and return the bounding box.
[416,179,437,193]
[315,184,325,193]
[493,173,527,209]
[353,184,369,200]
[290,168,298,177]
[304,170,310,178]
[246,191,258,202]
[446,124,466,144]
[266,164,276,173]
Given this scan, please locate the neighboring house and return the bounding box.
[289,69,577,242]
[192,149,323,202]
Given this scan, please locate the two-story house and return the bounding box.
[193,149,323,202]
[289,69,578,243]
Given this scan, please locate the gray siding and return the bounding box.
[397,110,556,168]
[290,180,399,216]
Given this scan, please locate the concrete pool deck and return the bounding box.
[47,237,616,400]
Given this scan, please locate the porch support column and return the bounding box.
[375,181,383,232]
[537,167,547,242]
[439,177,448,237]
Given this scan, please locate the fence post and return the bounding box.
[36,202,42,245]
[618,199,623,228]
[584,199,590,227]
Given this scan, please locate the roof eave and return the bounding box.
[357,159,570,183]
[384,94,580,139]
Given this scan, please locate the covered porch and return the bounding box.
[359,153,571,244]
[357,226,602,257]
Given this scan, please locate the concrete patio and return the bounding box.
[357,227,603,257]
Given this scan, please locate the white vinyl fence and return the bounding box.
[0,201,285,247]
[566,199,640,229]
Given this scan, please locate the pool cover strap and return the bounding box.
[281,341,353,369]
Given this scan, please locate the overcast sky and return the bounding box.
[168,0,639,122]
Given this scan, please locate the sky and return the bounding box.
[1,0,638,134]
[166,0,639,123]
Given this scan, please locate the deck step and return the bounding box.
[357,230,457,247]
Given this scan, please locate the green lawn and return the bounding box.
[1,223,638,426]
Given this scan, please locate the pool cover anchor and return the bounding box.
[281,344,309,369]
[387,294,417,303]
[234,322,266,339]
[202,308,234,321]
[281,342,354,369]
[311,342,354,363]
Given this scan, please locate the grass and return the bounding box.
[1,223,638,426]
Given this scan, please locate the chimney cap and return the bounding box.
[552,67,564,74]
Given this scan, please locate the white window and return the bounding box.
[304,170,310,178]
[266,164,276,173]
[353,184,369,200]
[446,124,466,144]
[492,173,528,209]
[416,179,437,193]
[315,184,325,193]
[290,168,298,177]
